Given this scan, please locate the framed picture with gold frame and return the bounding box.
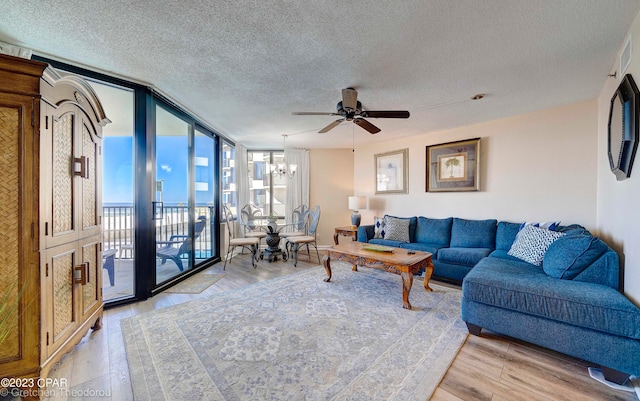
[375,148,408,194]
[426,138,480,192]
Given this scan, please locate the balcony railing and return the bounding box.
[102,205,217,259]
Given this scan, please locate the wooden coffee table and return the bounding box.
[322,242,434,309]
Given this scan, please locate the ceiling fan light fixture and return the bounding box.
[293,88,409,134]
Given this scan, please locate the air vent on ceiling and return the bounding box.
[621,35,632,77]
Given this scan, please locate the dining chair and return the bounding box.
[223,204,260,269]
[240,203,268,250]
[279,204,308,246]
[285,205,321,267]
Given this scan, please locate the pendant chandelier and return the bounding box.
[268,134,297,178]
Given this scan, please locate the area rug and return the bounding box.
[121,265,468,401]
[164,273,226,294]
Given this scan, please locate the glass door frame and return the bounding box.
[136,93,222,298]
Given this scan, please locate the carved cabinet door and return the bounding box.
[40,101,102,250]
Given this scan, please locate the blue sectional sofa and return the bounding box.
[358,216,640,383]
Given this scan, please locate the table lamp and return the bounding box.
[348,196,367,227]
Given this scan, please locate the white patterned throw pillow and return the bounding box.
[519,220,561,231]
[383,216,410,242]
[373,216,386,239]
[508,225,565,266]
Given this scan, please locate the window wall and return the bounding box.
[87,80,136,302]
[222,142,236,215]
[247,151,286,217]
[37,56,225,305]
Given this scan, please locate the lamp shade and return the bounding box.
[348,196,367,210]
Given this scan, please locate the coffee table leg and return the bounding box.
[401,271,413,309]
[423,260,434,292]
[322,254,332,282]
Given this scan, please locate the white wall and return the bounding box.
[354,100,598,230]
[597,12,640,305]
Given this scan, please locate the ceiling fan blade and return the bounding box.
[342,88,358,111]
[360,110,410,118]
[292,112,339,116]
[353,118,381,134]
[318,119,344,133]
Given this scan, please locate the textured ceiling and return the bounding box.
[1,0,639,149]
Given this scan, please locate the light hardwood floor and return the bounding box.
[31,252,637,401]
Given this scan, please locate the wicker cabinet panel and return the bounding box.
[51,111,75,237]
[80,236,101,316]
[0,68,42,379]
[0,103,21,362]
[80,120,100,234]
[42,242,77,351]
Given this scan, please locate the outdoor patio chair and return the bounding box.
[102,249,117,286]
[156,215,207,272]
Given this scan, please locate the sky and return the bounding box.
[102,136,215,205]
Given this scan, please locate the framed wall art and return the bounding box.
[375,148,408,194]
[426,138,480,192]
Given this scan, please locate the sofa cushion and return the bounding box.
[450,218,497,249]
[463,258,640,339]
[488,249,524,262]
[495,221,521,251]
[373,216,386,239]
[368,238,406,248]
[415,217,452,247]
[383,216,410,242]
[400,242,443,255]
[543,233,610,280]
[508,225,565,266]
[438,247,493,267]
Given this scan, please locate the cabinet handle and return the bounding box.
[73,156,89,179]
[74,262,88,285]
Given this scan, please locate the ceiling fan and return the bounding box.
[292,88,410,134]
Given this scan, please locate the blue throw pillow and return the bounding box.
[543,233,609,279]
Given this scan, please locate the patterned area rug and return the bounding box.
[121,265,467,400]
[164,273,226,294]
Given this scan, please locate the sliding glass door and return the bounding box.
[194,129,216,264]
[155,105,193,284]
[153,105,219,285]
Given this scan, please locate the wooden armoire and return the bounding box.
[0,53,109,391]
